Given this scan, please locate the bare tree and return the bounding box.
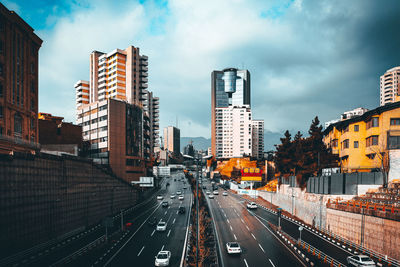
[368,135,390,188]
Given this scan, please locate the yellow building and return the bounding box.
[323,102,400,172]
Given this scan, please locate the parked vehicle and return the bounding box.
[155,250,171,266]
[347,255,376,267]
[226,242,242,254]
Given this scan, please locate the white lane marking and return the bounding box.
[176,210,179,214]
[224,213,227,218]
[259,244,265,253]
[164,211,167,215]
[227,219,230,224]
[151,230,155,237]
[269,259,276,267]
[173,218,176,224]
[137,246,145,256]
[251,233,256,240]
[161,245,164,251]
[234,234,237,240]
[246,225,250,231]
[244,258,249,267]
[241,219,245,224]
[167,229,171,237]
[230,225,233,231]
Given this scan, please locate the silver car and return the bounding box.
[347,255,376,267]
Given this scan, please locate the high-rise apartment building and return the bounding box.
[380,66,400,106]
[252,120,264,159]
[75,46,158,182]
[163,126,180,154]
[211,68,263,159]
[0,3,43,154]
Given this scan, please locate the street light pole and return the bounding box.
[196,157,199,267]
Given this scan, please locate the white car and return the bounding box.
[156,221,167,231]
[213,190,219,195]
[170,194,175,199]
[347,255,376,267]
[226,242,242,254]
[176,191,182,195]
[157,195,163,200]
[178,195,184,200]
[206,190,211,195]
[208,194,214,199]
[247,202,257,209]
[223,192,228,196]
[155,250,171,266]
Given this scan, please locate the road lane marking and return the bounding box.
[161,245,164,251]
[173,218,176,224]
[234,234,237,240]
[176,210,179,214]
[151,230,155,236]
[224,213,227,218]
[164,211,167,215]
[246,225,250,231]
[269,259,276,267]
[227,219,230,224]
[230,225,233,231]
[241,219,245,224]
[259,244,265,253]
[167,229,171,237]
[244,258,249,267]
[137,246,145,256]
[251,233,256,240]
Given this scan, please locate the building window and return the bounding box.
[331,139,338,148]
[30,62,35,74]
[30,118,35,129]
[0,82,3,97]
[0,105,3,117]
[388,136,400,149]
[390,118,400,126]
[354,125,359,132]
[366,135,379,147]
[366,117,379,129]
[0,40,4,55]
[341,139,349,149]
[14,113,22,135]
[354,141,359,148]
[30,81,35,93]
[0,63,3,76]
[30,99,35,111]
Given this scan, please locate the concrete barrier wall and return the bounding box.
[0,153,139,257]
[326,208,400,261]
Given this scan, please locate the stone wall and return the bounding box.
[326,208,400,260]
[0,152,139,258]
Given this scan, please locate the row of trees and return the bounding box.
[274,116,338,188]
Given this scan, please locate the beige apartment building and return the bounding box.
[163,126,180,154]
[380,66,400,106]
[75,46,159,182]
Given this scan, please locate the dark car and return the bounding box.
[202,186,206,189]
[166,182,170,186]
[178,207,186,214]
[162,201,169,207]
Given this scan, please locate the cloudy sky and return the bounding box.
[4,0,400,139]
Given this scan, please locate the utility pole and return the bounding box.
[196,157,199,267]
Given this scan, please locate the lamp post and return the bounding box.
[298,226,303,243]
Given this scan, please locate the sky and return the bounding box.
[3,0,400,139]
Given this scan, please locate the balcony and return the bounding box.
[140,60,148,66]
[140,83,148,89]
[141,77,148,83]
[141,66,148,72]
[140,72,148,77]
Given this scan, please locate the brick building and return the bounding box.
[0,3,42,154]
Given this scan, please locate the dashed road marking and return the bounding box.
[244,258,249,267]
[151,230,155,236]
[246,225,250,231]
[259,244,265,253]
[234,234,237,240]
[137,246,145,256]
[227,219,230,224]
[251,233,256,240]
[269,259,276,267]
[164,211,167,215]
[167,229,171,237]
[241,219,245,224]
[230,225,233,231]
[173,218,176,224]
[161,245,164,251]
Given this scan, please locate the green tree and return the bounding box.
[275,130,295,177]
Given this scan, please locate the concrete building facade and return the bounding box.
[380,66,400,106]
[0,3,42,154]
[252,119,264,159]
[163,126,180,154]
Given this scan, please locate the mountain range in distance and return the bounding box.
[180,130,284,153]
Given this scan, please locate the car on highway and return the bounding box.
[157,195,163,200]
[170,194,176,199]
[226,242,242,254]
[223,192,228,196]
[176,191,182,195]
[178,206,186,214]
[178,195,184,200]
[202,185,206,189]
[155,250,171,266]
[213,190,219,195]
[347,255,376,267]
[208,194,214,199]
[156,221,167,231]
[206,190,211,194]
[247,202,257,209]
[162,201,169,207]
[183,186,187,189]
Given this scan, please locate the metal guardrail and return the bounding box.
[297,239,346,267]
[49,235,106,267]
[181,195,194,267]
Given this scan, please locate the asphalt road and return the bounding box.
[228,193,353,266]
[202,180,305,267]
[105,171,192,267]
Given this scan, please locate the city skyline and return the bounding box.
[4,0,400,139]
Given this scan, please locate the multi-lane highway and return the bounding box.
[80,171,192,267]
[202,180,306,267]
